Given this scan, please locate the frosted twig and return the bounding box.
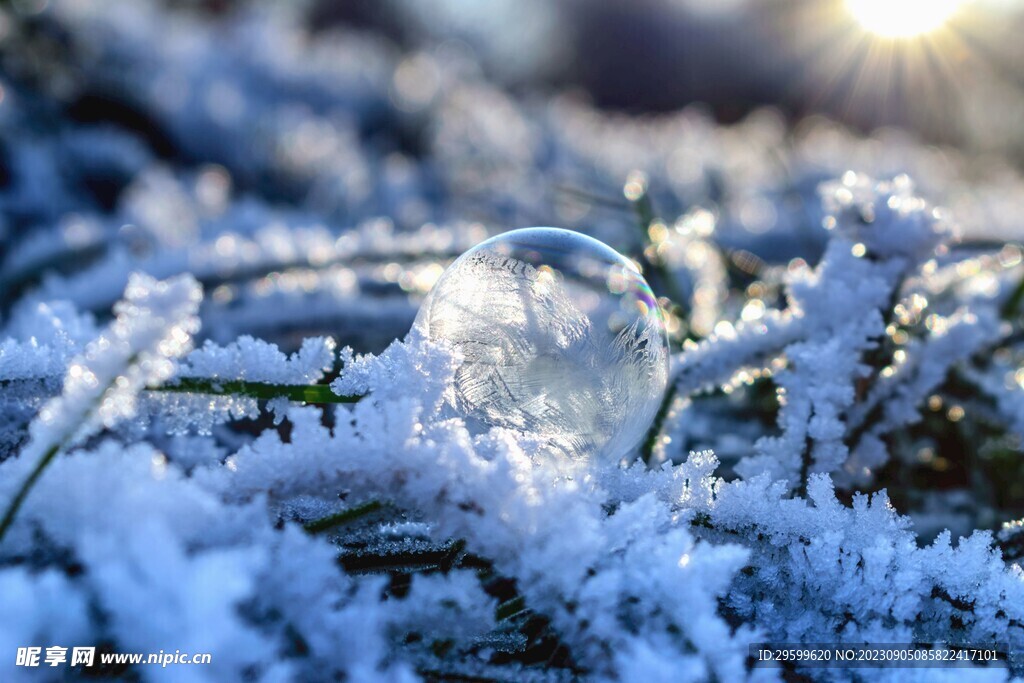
[0,274,201,542]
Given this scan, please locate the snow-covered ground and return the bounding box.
[1,1,1024,680]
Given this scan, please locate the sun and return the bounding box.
[846,0,961,38]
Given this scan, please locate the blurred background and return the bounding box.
[318,0,1024,152]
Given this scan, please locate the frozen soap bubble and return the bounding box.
[416,227,670,463]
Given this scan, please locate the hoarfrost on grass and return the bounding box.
[1,0,1024,680]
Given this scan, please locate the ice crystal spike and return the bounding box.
[416,227,670,463]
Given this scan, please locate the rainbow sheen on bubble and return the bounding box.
[416,227,670,463]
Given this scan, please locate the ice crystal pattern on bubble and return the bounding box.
[416,228,669,462]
